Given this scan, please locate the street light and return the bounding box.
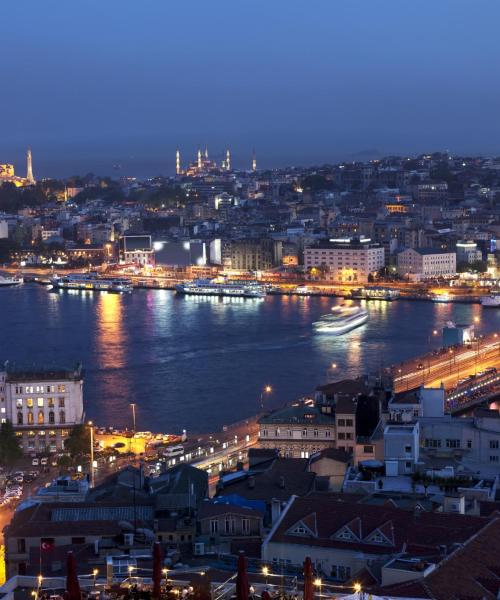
[88,421,95,488]
[314,578,322,599]
[262,566,269,585]
[93,569,99,589]
[260,385,272,410]
[353,582,362,596]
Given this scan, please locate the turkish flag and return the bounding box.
[41,540,55,552]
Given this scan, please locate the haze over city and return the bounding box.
[2,0,500,177]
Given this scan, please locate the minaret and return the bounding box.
[252,149,257,172]
[197,149,202,169]
[176,149,181,175]
[204,146,209,159]
[226,149,231,171]
[26,148,35,185]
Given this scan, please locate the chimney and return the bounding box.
[279,475,285,489]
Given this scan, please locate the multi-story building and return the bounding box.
[258,401,336,458]
[304,238,385,283]
[119,234,154,266]
[456,240,483,265]
[224,238,282,271]
[396,247,456,280]
[0,363,84,454]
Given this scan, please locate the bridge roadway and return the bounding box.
[391,333,500,393]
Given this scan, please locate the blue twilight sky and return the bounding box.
[1,0,500,177]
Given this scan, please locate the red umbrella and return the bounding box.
[303,557,314,600]
[66,551,81,600]
[152,542,163,598]
[236,553,249,600]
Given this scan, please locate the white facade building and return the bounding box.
[0,363,84,454]
[396,248,456,280]
[304,239,385,283]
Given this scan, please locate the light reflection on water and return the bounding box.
[0,285,499,433]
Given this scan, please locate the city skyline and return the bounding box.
[2,0,500,177]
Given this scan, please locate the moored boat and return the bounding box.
[481,294,500,307]
[50,273,133,293]
[0,274,23,287]
[175,278,266,298]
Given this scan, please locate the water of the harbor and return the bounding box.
[1,284,499,434]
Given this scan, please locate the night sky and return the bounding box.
[2,0,500,177]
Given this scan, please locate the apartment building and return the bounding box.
[0,363,84,454]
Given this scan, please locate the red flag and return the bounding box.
[41,540,55,552]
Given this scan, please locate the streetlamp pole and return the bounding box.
[130,403,137,433]
[89,421,95,488]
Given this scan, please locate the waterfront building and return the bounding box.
[224,238,282,271]
[456,240,483,264]
[118,234,154,266]
[396,247,457,280]
[304,238,385,283]
[0,362,84,454]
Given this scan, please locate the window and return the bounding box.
[210,520,218,534]
[302,428,308,437]
[58,397,65,408]
[224,519,234,535]
[59,411,65,424]
[345,419,353,427]
[446,439,460,449]
[38,411,44,425]
[37,398,44,407]
[47,398,54,408]
[17,539,26,553]
[26,398,33,409]
[489,440,499,449]
[345,433,353,440]
[425,438,441,448]
[27,412,34,425]
[338,432,346,440]
[57,385,66,393]
[49,411,55,424]
[405,445,412,453]
[363,445,373,454]
[490,455,499,463]
[242,518,250,534]
[467,440,472,449]
[17,412,23,425]
[16,399,22,408]
[331,565,351,581]
[313,429,319,438]
[337,419,345,427]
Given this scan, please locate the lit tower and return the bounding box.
[197,149,202,169]
[226,149,231,171]
[26,148,35,185]
[252,149,257,172]
[176,149,181,175]
[204,146,209,159]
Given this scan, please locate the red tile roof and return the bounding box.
[267,493,492,556]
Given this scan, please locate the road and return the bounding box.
[391,334,500,393]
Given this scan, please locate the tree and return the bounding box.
[64,424,91,460]
[0,420,22,467]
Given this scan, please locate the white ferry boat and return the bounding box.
[175,278,266,298]
[50,273,133,293]
[313,304,369,335]
[481,294,500,307]
[351,286,400,301]
[0,275,23,287]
